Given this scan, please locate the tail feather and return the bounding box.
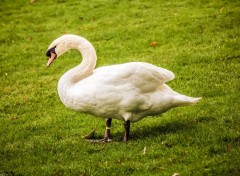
[176,96,202,106]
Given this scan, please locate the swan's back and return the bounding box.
[92,62,175,93]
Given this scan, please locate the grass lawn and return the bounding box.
[0,0,240,175]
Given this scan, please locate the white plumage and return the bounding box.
[46,34,201,141]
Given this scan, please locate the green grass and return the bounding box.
[0,0,240,175]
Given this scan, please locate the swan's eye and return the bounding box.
[46,46,56,57]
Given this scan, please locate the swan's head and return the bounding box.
[46,34,78,67]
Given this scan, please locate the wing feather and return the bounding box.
[93,62,175,93]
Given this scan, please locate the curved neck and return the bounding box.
[59,36,97,87]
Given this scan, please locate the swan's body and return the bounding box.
[46,34,201,141]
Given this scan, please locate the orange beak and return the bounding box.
[47,52,56,67]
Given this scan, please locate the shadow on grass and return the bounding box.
[113,116,215,142]
[132,121,195,141]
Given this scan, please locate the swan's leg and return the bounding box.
[104,118,112,142]
[123,120,130,142]
[84,119,112,143]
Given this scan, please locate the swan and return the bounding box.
[46,34,201,142]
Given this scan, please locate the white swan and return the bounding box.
[46,34,201,142]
